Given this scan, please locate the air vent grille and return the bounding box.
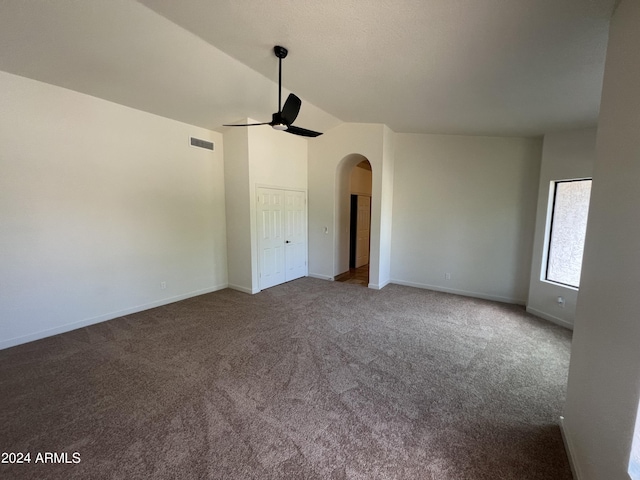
[190,137,214,151]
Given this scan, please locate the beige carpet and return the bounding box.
[0,278,573,479]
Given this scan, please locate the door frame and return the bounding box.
[349,193,372,269]
[354,194,371,269]
[255,185,308,291]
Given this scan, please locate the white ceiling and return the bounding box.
[0,0,617,137]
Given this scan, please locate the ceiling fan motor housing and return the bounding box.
[271,112,288,130]
[274,45,288,58]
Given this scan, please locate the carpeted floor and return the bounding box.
[0,278,573,479]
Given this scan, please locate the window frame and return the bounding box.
[543,177,592,289]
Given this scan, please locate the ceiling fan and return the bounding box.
[223,46,322,137]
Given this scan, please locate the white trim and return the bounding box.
[540,278,580,292]
[559,416,581,480]
[368,278,390,290]
[0,283,228,351]
[526,306,574,330]
[227,284,258,294]
[254,183,307,193]
[390,279,525,305]
[308,273,334,281]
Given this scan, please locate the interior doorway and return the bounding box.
[336,159,372,287]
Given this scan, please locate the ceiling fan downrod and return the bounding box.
[274,46,288,113]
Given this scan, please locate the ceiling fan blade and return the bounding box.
[222,46,320,137]
[281,93,301,125]
[223,122,270,127]
[285,125,323,137]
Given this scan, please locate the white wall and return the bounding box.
[223,123,307,293]
[248,126,308,191]
[377,125,395,287]
[307,123,394,288]
[390,134,541,304]
[0,71,228,349]
[247,126,308,292]
[526,128,597,329]
[223,126,252,293]
[562,1,640,478]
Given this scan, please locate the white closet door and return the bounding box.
[257,188,307,290]
[257,189,286,290]
[284,190,307,282]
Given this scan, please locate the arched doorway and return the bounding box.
[334,154,372,287]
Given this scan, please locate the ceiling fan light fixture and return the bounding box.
[272,123,288,131]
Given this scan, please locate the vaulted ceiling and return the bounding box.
[0,0,617,136]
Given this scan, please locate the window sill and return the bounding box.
[540,279,579,292]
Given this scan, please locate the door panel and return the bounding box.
[285,190,307,282]
[257,188,307,290]
[257,190,286,290]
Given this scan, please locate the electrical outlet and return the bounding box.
[160,282,167,290]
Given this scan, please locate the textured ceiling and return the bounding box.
[0,0,340,134]
[0,0,617,136]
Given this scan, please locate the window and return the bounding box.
[545,179,592,288]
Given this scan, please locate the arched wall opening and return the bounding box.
[307,122,393,289]
[335,153,371,280]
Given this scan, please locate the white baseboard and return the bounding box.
[0,283,229,351]
[526,307,574,330]
[227,284,258,294]
[368,278,390,290]
[559,416,581,480]
[308,273,333,281]
[389,279,525,305]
